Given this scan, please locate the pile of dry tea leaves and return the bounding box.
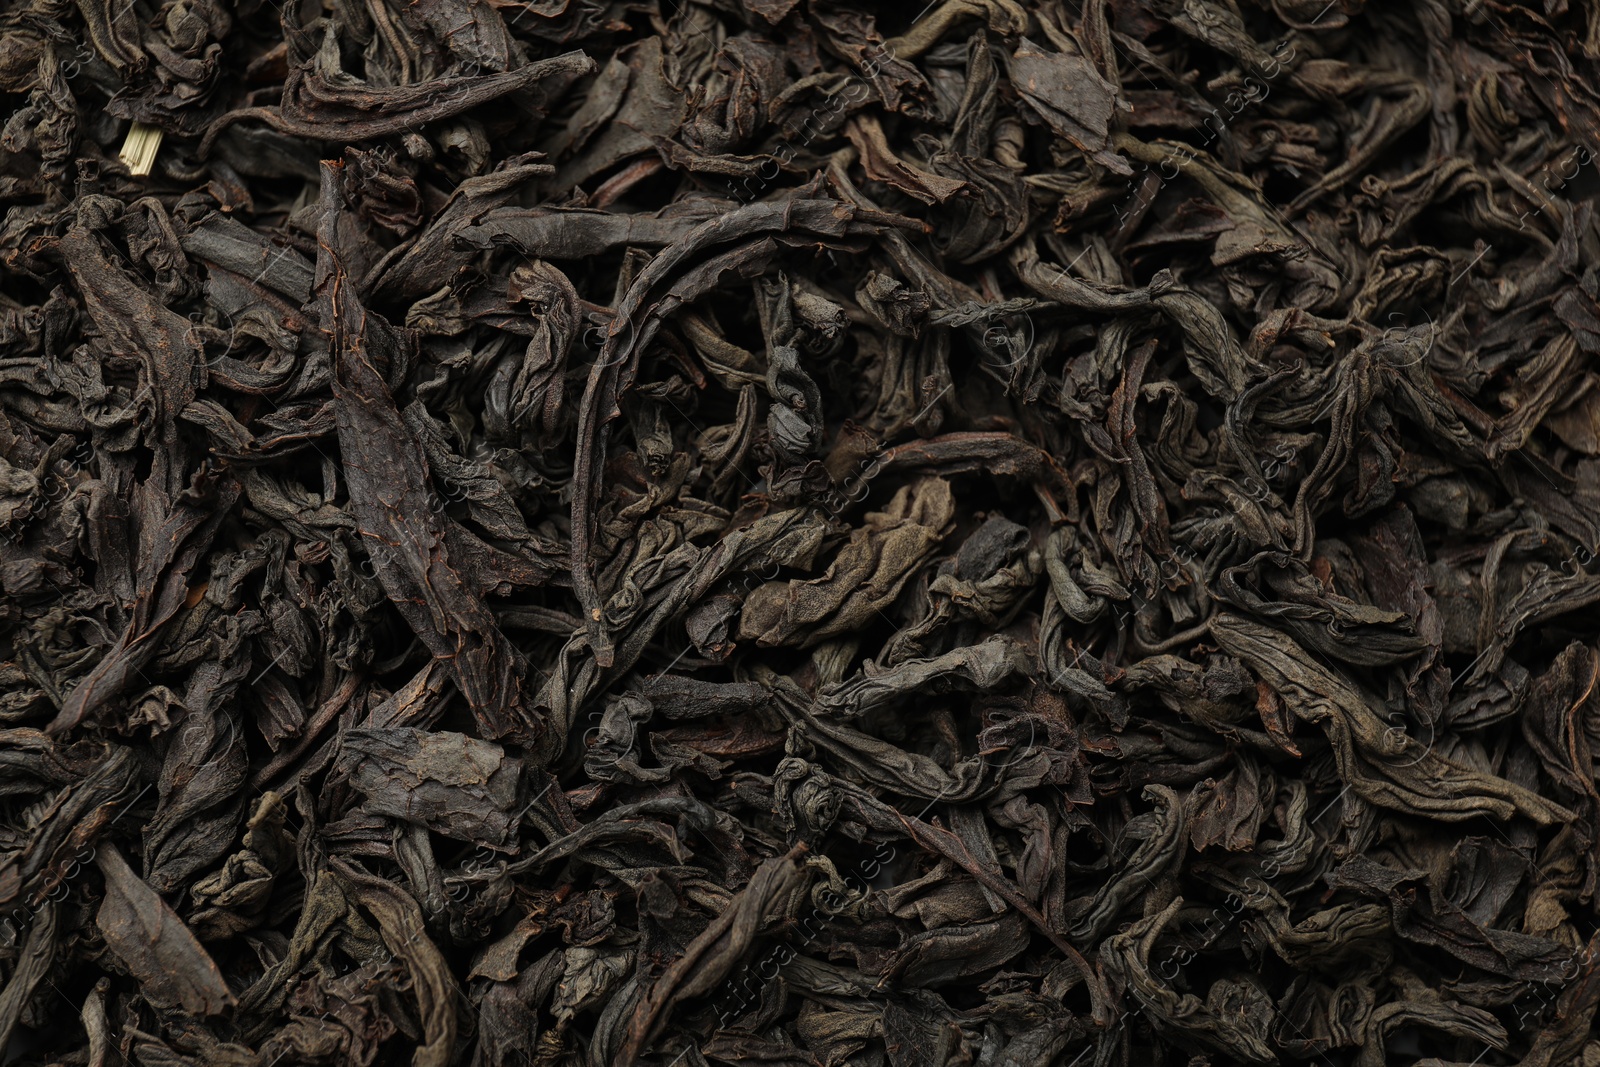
[4,0,1600,1064]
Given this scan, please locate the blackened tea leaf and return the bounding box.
[336,727,523,847]
[94,844,236,1016]
[319,161,544,746]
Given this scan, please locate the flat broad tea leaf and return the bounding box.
[94,844,236,1016]
[2,1,1600,1066]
